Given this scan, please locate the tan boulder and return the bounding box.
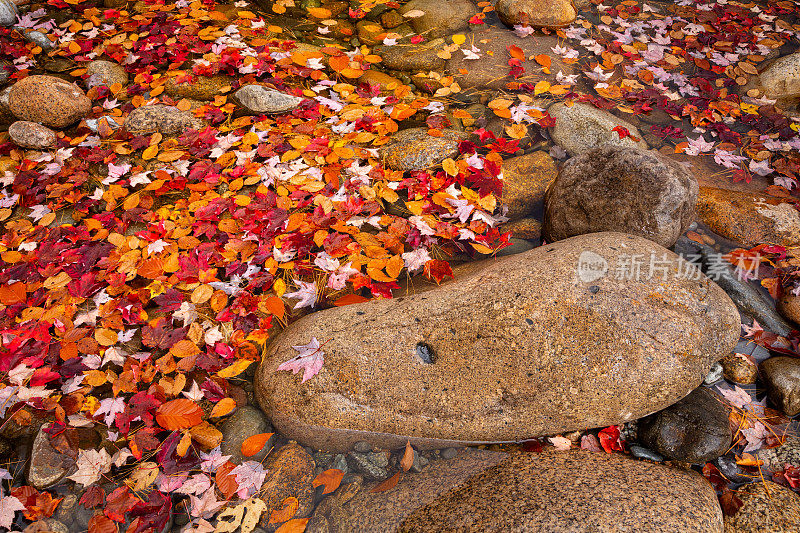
[256,232,739,451]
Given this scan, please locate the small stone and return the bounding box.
[543,146,698,248]
[331,454,348,474]
[440,448,458,459]
[125,104,203,135]
[85,60,128,88]
[379,127,467,171]
[762,357,800,416]
[355,20,385,46]
[258,443,317,526]
[0,0,18,27]
[742,52,800,108]
[720,353,758,384]
[638,387,732,464]
[165,74,233,101]
[8,121,56,149]
[220,405,275,464]
[24,31,55,50]
[347,452,389,480]
[494,0,576,28]
[233,85,304,114]
[704,362,724,385]
[724,480,800,532]
[495,237,536,256]
[353,441,372,453]
[629,445,664,462]
[715,456,749,483]
[8,75,92,128]
[548,102,648,156]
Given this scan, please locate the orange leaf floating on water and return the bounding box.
[507,45,525,62]
[312,469,345,495]
[155,398,203,430]
[241,432,274,457]
[370,472,401,493]
[535,54,551,69]
[400,441,414,472]
[275,519,310,533]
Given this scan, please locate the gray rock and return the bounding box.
[762,357,800,416]
[744,52,800,106]
[704,362,724,385]
[234,85,304,114]
[543,146,698,248]
[353,441,372,453]
[24,31,55,50]
[638,387,732,464]
[219,405,275,464]
[331,453,348,474]
[125,105,203,136]
[549,102,648,156]
[629,445,664,462]
[9,121,56,149]
[440,447,458,459]
[398,0,477,39]
[27,426,71,489]
[379,127,466,171]
[715,455,750,484]
[347,451,390,480]
[0,0,18,27]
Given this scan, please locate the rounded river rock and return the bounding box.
[256,232,739,451]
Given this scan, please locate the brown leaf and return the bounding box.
[370,472,401,493]
[269,496,299,524]
[400,441,414,472]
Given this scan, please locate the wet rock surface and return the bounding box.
[220,405,275,465]
[165,74,232,100]
[762,357,800,417]
[543,146,698,248]
[501,150,557,220]
[494,0,577,28]
[258,443,317,526]
[27,426,71,490]
[399,451,723,532]
[720,353,759,384]
[638,387,732,464]
[379,127,466,170]
[398,0,477,39]
[256,232,739,451]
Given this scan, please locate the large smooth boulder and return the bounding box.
[399,451,723,532]
[495,0,576,28]
[543,146,698,248]
[256,232,739,452]
[744,52,800,107]
[445,27,573,91]
[8,75,92,128]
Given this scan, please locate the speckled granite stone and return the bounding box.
[379,128,467,171]
[759,435,800,471]
[398,450,723,532]
[8,120,56,149]
[543,146,697,248]
[307,448,507,533]
[724,481,800,532]
[257,443,316,528]
[256,232,739,452]
[495,0,576,27]
[124,104,203,136]
[548,102,648,156]
[8,75,91,128]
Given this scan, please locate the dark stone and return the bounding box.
[219,405,274,464]
[638,387,732,464]
[762,357,800,416]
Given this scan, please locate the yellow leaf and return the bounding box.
[142,145,158,160]
[534,80,551,95]
[442,158,458,176]
[210,397,237,418]
[217,359,253,379]
[95,328,118,347]
[452,34,466,45]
